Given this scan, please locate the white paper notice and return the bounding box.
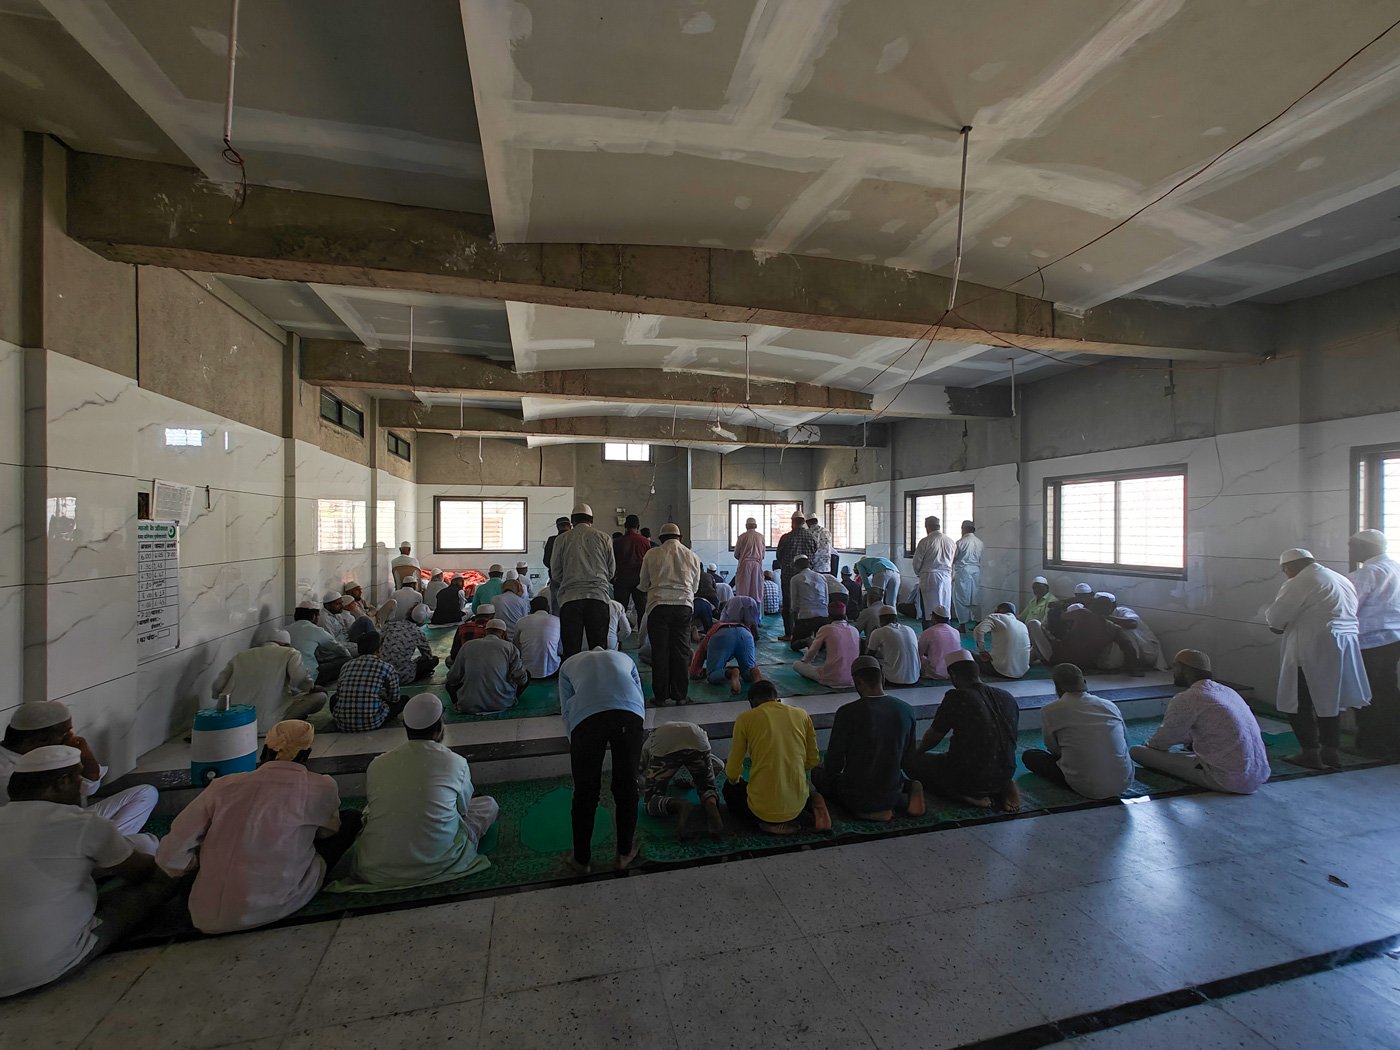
[137,520,180,660]
[152,480,195,526]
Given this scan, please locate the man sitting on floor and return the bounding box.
[839,565,865,615]
[212,630,328,733]
[447,619,529,714]
[690,615,764,694]
[423,569,447,607]
[1022,664,1134,800]
[918,605,963,680]
[0,746,174,998]
[794,600,861,688]
[472,564,507,613]
[1019,575,1053,626]
[908,654,1021,812]
[812,656,926,821]
[389,577,426,623]
[1,701,159,845]
[450,603,494,663]
[789,556,830,651]
[431,576,470,625]
[493,578,531,637]
[641,720,725,840]
[973,602,1033,679]
[287,599,354,686]
[379,616,439,686]
[1029,593,1141,674]
[867,606,921,688]
[156,721,360,934]
[559,648,647,874]
[335,694,498,892]
[515,596,563,679]
[762,570,782,616]
[341,579,392,627]
[854,590,886,638]
[330,631,406,732]
[723,681,832,836]
[606,595,633,650]
[1130,649,1270,794]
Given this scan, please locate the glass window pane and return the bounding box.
[1117,475,1185,568]
[319,392,339,423]
[1058,480,1116,564]
[439,500,483,550]
[317,498,366,552]
[1382,457,1400,536]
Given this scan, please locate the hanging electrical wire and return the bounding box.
[220,0,248,219]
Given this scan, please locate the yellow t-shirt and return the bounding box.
[726,701,819,824]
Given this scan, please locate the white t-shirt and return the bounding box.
[0,745,104,804]
[1038,691,1135,800]
[0,801,133,996]
[868,623,921,685]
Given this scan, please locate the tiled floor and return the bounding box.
[5,765,1398,1050]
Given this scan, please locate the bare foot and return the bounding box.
[999,779,1022,813]
[1284,750,1327,770]
[616,844,641,870]
[778,634,791,642]
[703,796,724,838]
[1320,747,1343,768]
[674,799,697,841]
[905,779,927,818]
[562,854,591,876]
[958,794,994,809]
[758,820,800,836]
[727,667,741,694]
[810,793,833,832]
[856,809,895,822]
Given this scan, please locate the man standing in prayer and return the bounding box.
[446,619,529,714]
[918,606,963,680]
[908,654,1020,811]
[1130,650,1269,793]
[853,554,901,613]
[1019,575,1053,625]
[330,631,406,732]
[1023,664,1134,799]
[543,516,572,614]
[0,745,173,997]
[812,656,926,821]
[789,556,831,651]
[867,605,921,688]
[807,514,835,576]
[157,720,358,934]
[639,522,702,706]
[551,504,617,658]
[1348,529,1400,757]
[515,561,534,601]
[912,516,956,627]
[641,720,725,839]
[211,630,328,732]
[515,596,563,679]
[951,521,984,630]
[559,648,647,873]
[287,599,354,686]
[794,600,862,688]
[972,602,1032,679]
[774,513,817,641]
[613,514,651,617]
[0,702,159,843]
[378,616,439,685]
[734,516,767,607]
[390,540,421,589]
[724,680,831,835]
[1266,548,1370,769]
[335,694,498,891]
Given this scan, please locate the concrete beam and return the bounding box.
[378,403,887,449]
[301,340,1012,419]
[67,152,1274,363]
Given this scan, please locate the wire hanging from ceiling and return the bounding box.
[220,0,248,220]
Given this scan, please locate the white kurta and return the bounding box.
[1264,562,1371,716]
[911,532,955,619]
[952,534,984,621]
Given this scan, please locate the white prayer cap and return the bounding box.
[516,560,529,569]
[877,605,898,617]
[268,629,292,645]
[322,590,343,604]
[430,568,444,578]
[504,569,517,580]
[15,744,82,773]
[945,650,974,668]
[659,522,681,537]
[930,604,950,619]
[489,563,503,573]
[410,604,431,624]
[1174,648,1212,672]
[1032,576,1049,585]
[1094,591,1116,603]
[1351,529,1387,552]
[1073,583,1093,595]
[1279,548,1314,565]
[8,700,72,731]
[342,580,360,593]
[707,563,717,572]
[485,619,508,632]
[398,540,412,548]
[402,693,444,731]
[297,598,321,610]
[476,604,495,615]
[572,503,593,517]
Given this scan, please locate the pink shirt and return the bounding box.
[157,761,342,934]
[801,622,861,687]
[919,623,964,678]
[1144,679,1270,794]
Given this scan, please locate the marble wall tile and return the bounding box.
[815,480,891,560]
[43,576,138,701]
[177,489,286,570]
[0,464,20,589]
[0,585,22,718]
[44,468,138,584]
[45,352,141,477]
[135,624,264,751]
[0,340,21,467]
[60,674,142,777]
[135,408,285,500]
[180,557,284,650]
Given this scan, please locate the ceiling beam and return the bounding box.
[378,403,887,449]
[67,152,1275,363]
[301,340,1012,419]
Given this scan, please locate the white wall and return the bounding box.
[0,342,23,723]
[689,487,814,576]
[813,480,892,567]
[414,483,574,588]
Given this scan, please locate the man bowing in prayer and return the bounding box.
[1265,547,1370,769]
[733,516,767,608]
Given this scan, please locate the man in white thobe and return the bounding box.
[211,631,328,732]
[911,516,955,628]
[1349,529,1400,757]
[733,517,767,606]
[1265,547,1370,769]
[951,520,984,629]
[390,541,420,589]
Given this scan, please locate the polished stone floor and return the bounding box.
[3,766,1398,1050]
